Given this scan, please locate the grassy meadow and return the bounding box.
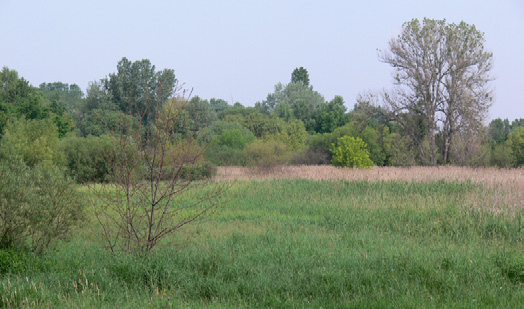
[1,167,523,307]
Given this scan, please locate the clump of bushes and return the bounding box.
[61,135,114,182]
[244,139,291,171]
[181,161,217,180]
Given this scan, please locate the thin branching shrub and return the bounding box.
[92,88,226,254]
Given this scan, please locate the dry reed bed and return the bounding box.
[216,165,524,215]
[216,165,523,184]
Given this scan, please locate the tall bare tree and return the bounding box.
[380,18,493,165]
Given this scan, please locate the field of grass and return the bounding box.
[1,167,523,307]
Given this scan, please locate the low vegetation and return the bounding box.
[0,168,522,307]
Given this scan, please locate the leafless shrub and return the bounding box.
[90,86,226,254]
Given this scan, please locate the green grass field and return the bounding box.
[1,178,523,307]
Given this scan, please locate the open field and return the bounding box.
[218,165,524,216]
[1,167,523,307]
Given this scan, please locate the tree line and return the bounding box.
[0,18,523,177]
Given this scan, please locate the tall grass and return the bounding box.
[1,177,522,307]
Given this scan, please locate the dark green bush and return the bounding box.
[60,135,113,182]
[0,248,29,274]
[206,145,249,166]
[181,161,217,180]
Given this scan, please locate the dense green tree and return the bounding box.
[0,67,46,135]
[488,118,512,145]
[256,68,324,128]
[273,101,295,121]
[102,58,176,125]
[209,98,230,114]
[491,143,515,168]
[291,67,310,86]
[314,95,347,133]
[0,67,74,138]
[511,118,524,130]
[39,82,84,117]
[185,96,217,134]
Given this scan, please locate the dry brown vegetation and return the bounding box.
[215,165,524,216]
[215,165,522,184]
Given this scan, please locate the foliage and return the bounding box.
[331,136,374,168]
[0,247,28,274]
[291,146,331,165]
[386,133,417,166]
[104,57,176,126]
[185,96,218,135]
[291,66,310,86]
[60,135,114,182]
[0,117,63,167]
[0,159,85,253]
[269,119,308,151]
[244,139,290,170]
[256,80,325,131]
[39,81,84,126]
[209,98,230,114]
[221,106,285,138]
[489,118,512,145]
[449,129,491,167]
[381,18,493,165]
[218,128,255,150]
[0,67,74,138]
[491,143,515,168]
[314,95,347,133]
[507,126,524,166]
[181,161,217,180]
[205,145,248,166]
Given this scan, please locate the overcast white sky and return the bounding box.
[1,0,523,120]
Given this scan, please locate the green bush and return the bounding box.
[218,128,255,150]
[0,117,63,167]
[244,139,290,170]
[491,143,515,168]
[331,136,374,168]
[181,161,217,180]
[507,127,524,167]
[60,135,113,182]
[206,145,249,166]
[0,159,85,253]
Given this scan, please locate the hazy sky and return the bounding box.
[1,0,523,120]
